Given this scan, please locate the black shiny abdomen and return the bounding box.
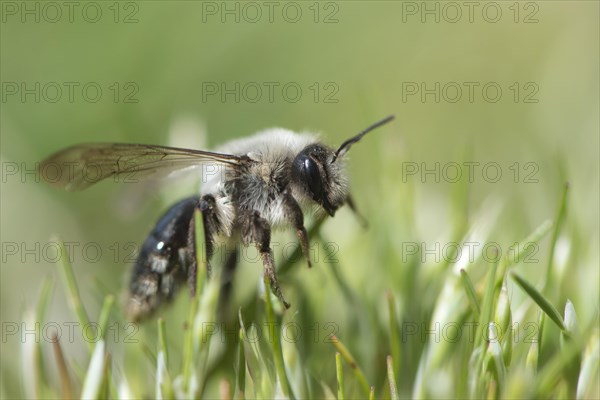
[127,196,200,320]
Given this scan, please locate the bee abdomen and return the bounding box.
[126,196,200,321]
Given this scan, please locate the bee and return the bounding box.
[40,116,394,320]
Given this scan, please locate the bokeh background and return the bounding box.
[1,1,598,398]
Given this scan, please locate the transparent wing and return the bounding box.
[39,143,244,191]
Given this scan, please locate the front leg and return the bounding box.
[240,210,290,309]
[346,193,369,229]
[282,188,312,268]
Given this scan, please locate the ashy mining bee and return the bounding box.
[40,116,394,320]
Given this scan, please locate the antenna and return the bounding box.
[332,115,395,162]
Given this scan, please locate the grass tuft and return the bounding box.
[12,178,598,400]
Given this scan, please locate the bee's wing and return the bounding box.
[39,143,244,191]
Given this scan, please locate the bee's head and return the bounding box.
[291,143,347,216]
[291,115,395,216]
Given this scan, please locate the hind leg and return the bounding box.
[217,246,240,318]
[187,194,221,296]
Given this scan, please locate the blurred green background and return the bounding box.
[1,1,598,398]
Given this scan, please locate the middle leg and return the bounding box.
[240,209,290,309]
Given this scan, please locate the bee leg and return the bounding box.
[346,194,369,229]
[217,246,239,319]
[282,189,312,268]
[259,244,291,309]
[187,194,219,296]
[243,210,290,309]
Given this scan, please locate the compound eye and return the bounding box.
[301,156,324,200]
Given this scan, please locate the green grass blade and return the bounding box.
[35,277,54,323]
[387,355,399,400]
[526,341,539,373]
[526,311,545,373]
[577,332,599,399]
[562,299,578,339]
[100,352,112,399]
[156,318,173,399]
[181,303,197,390]
[475,259,498,350]
[97,295,114,340]
[51,336,73,399]
[486,331,507,392]
[238,310,271,397]
[336,352,344,400]
[510,272,566,331]
[34,277,54,397]
[544,183,569,289]
[55,237,92,350]
[194,271,221,397]
[495,285,513,367]
[537,311,546,350]
[235,328,246,399]
[81,340,107,399]
[330,335,370,397]
[386,291,401,381]
[560,300,580,397]
[158,318,169,367]
[182,208,208,393]
[460,269,481,319]
[470,257,499,397]
[535,327,589,397]
[87,295,118,398]
[263,275,293,399]
[499,219,553,277]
